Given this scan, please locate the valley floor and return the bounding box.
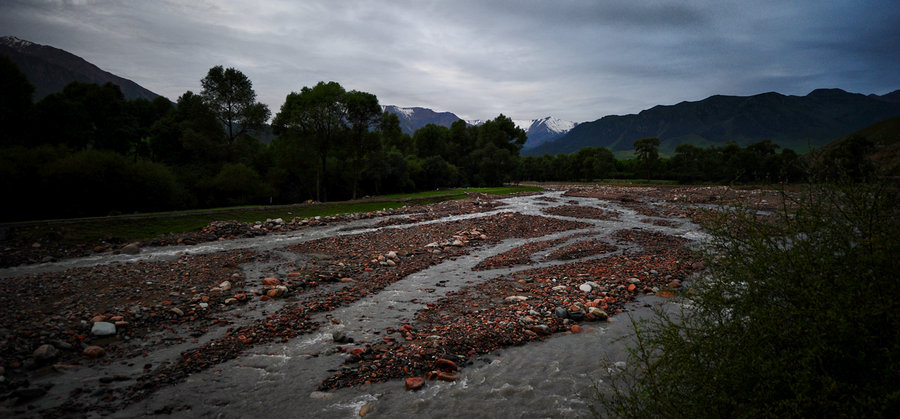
[0,185,791,417]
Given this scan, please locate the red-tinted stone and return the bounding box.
[405,377,425,390]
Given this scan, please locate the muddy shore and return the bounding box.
[0,185,791,417]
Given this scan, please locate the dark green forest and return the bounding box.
[1,58,816,221]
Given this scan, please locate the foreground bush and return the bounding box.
[597,181,899,418]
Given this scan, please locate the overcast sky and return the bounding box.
[1,0,898,122]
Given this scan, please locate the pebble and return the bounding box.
[333,331,354,344]
[170,307,184,316]
[91,322,116,336]
[436,371,460,381]
[83,346,105,358]
[554,307,569,318]
[121,242,141,255]
[588,307,609,321]
[505,295,528,302]
[309,391,334,399]
[435,358,458,372]
[33,344,59,361]
[579,283,593,293]
[405,377,425,391]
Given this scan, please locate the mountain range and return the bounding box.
[5,35,898,157]
[382,105,577,149]
[0,35,160,101]
[525,88,900,156]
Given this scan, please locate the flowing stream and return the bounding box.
[12,191,705,418]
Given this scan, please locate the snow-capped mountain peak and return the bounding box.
[538,116,576,133]
[0,36,36,50]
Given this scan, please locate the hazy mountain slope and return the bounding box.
[0,36,161,101]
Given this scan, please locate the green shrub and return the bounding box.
[596,180,900,418]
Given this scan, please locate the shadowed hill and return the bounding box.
[0,36,161,101]
[527,88,900,156]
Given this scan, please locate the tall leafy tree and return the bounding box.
[633,137,660,179]
[344,90,381,199]
[273,81,347,202]
[200,65,270,142]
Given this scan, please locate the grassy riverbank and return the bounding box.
[2,186,542,248]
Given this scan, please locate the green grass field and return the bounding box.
[5,186,542,246]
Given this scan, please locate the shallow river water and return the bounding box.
[9,190,704,418]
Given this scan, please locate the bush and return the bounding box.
[596,180,900,418]
[210,162,272,206]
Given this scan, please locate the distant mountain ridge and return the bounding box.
[0,35,161,101]
[515,116,578,149]
[526,88,900,156]
[383,105,577,148]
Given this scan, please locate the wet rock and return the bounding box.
[567,307,585,321]
[33,344,58,362]
[91,322,116,336]
[121,242,141,255]
[435,358,458,372]
[530,325,551,336]
[571,324,584,333]
[587,307,609,321]
[436,371,459,381]
[82,346,106,358]
[332,331,354,344]
[359,403,374,416]
[267,285,287,298]
[52,364,80,373]
[405,377,425,391]
[309,391,334,399]
[262,278,281,286]
[554,307,569,318]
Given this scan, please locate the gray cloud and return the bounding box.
[1,0,897,122]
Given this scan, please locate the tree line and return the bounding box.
[2,56,821,221]
[0,58,527,221]
[519,138,805,184]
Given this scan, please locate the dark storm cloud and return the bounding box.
[0,0,897,122]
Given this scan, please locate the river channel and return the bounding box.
[6,189,706,418]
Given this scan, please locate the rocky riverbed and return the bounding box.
[0,185,793,417]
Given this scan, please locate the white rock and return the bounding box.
[579,283,593,293]
[505,295,528,302]
[219,281,232,291]
[91,322,116,336]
